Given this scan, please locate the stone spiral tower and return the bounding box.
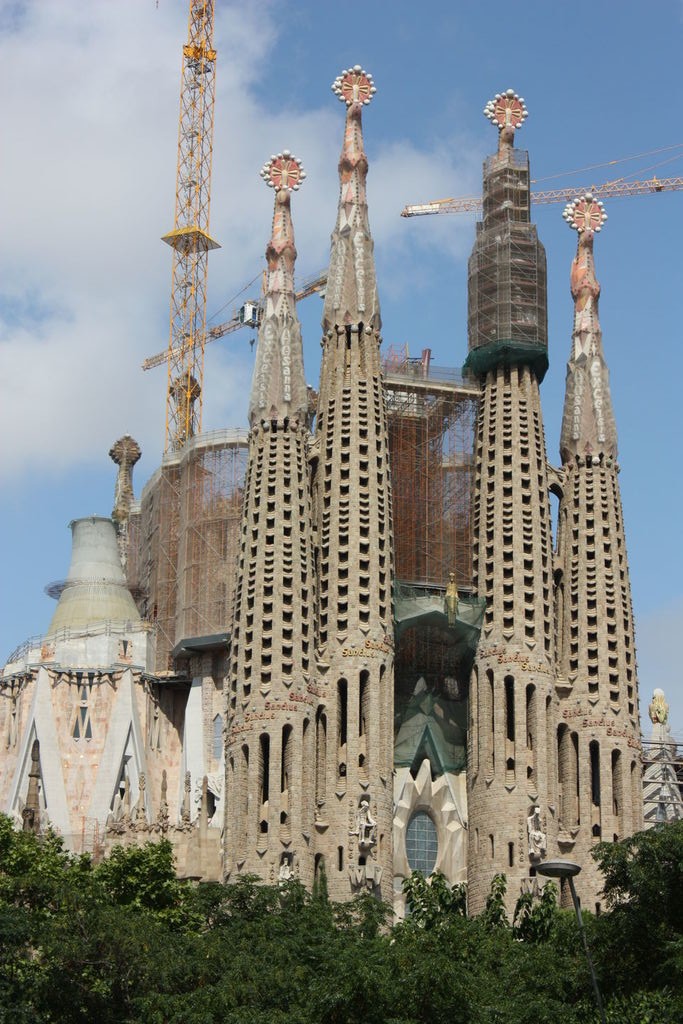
[554,195,642,909]
[466,92,557,914]
[310,67,395,901]
[225,152,318,888]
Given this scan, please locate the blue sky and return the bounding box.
[1,0,682,738]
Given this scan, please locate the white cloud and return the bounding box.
[0,0,478,483]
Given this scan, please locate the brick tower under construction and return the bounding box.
[465,92,557,914]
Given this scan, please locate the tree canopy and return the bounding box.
[0,814,681,1023]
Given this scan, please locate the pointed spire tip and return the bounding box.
[261,152,306,193]
[563,194,608,233]
[484,89,528,131]
[332,66,376,106]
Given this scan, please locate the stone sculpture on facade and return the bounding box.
[649,689,669,725]
[526,806,547,861]
[353,793,377,851]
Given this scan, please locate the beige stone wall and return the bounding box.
[467,364,557,915]
[225,422,317,888]
[311,324,395,902]
[554,459,642,910]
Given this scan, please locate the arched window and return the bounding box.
[405,811,438,874]
[212,714,223,761]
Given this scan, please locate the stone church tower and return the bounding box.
[554,194,642,908]
[466,92,557,914]
[1,75,648,918]
[224,151,318,888]
[310,68,395,901]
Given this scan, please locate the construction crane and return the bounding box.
[401,174,683,217]
[143,268,327,372]
[161,0,219,451]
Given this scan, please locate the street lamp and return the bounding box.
[536,859,606,1024]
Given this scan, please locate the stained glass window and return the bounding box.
[405,811,438,874]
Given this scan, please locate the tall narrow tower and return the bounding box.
[225,153,317,888]
[554,195,642,909]
[311,67,395,901]
[466,92,556,915]
[162,0,219,451]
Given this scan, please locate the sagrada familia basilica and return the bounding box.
[0,69,652,916]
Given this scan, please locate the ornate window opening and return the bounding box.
[72,679,93,740]
[405,811,438,875]
[212,714,223,761]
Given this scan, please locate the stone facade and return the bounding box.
[309,69,394,901]
[225,152,317,888]
[553,197,642,908]
[466,101,557,914]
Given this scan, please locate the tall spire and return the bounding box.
[109,435,142,571]
[466,91,556,916]
[559,194,617,463]
[225,152,317,889]
[322,66,380,333]
[311,67,394,902]
[249,152,308,427]
[554,196,642,908]
[466,88,548,380]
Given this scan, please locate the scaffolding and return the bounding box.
[466,147,548,380]
[642,736,683,826]
[128,429,248,672]
[383,347,482,722]
[383,346,479,590]
[176,433,246,641]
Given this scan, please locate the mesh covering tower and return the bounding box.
[554,195,642,907]
[466,92,556,914]
[225,152,318,887]
[311,67,394,901]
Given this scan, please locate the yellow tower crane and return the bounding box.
[161,0,219,452]
[401,175,683,217]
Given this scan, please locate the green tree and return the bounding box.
[591,821,683,1013]
[400,870,466,931]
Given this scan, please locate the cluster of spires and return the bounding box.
[251,65,382,422]
[243,80,615,441]
[104,76,624,904]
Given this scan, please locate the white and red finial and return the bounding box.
[484,88,528,131]
[563,193,608,233]
[260,151,306,192]
[332,65,376,106]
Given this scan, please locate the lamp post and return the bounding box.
[536,859,606,1024]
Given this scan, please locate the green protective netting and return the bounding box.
[463,338,548,382]
[394,583,484,651]
[392,584,485,775]
[394,679,468,774]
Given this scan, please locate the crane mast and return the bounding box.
[162,0,219,452]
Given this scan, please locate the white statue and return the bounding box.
[649,689,669,726]
[278,854,294,883]
[353,794,377,850]
[527,806,546,861]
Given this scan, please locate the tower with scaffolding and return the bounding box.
[381,345,485,908]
